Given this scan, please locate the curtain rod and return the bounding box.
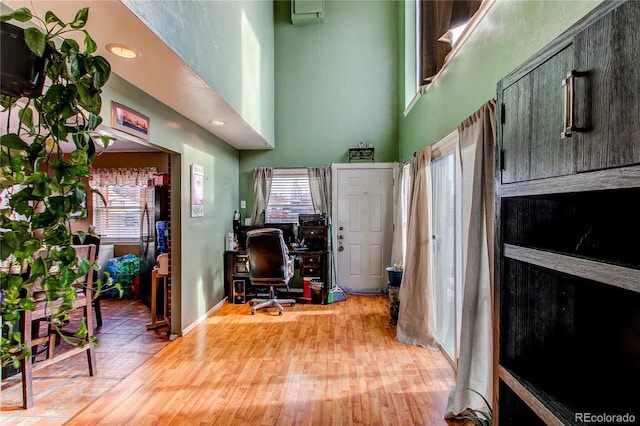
[252,166,329,170]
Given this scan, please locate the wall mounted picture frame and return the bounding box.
[111,101,150,140]
[191,163,204,217]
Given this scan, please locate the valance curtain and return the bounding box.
[251,167,273,226]
[395,147,438,349]
[89,167,158,188]
[307,167,331,215]
[445,100,496,418]
[420,0,481,84]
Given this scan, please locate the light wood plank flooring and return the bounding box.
[2,295,457,425]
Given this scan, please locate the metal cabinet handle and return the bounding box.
[561,70,588,139]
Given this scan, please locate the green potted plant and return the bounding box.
[0,6,112,369]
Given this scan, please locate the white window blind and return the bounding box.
[266,169,315,223]
[93,186,142,243]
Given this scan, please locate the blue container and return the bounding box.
[156,220,169,253]
[386,267,403,287]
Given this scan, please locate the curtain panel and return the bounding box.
[390,164,405,267]
[445,99,497,418]
[420,0,481,84]
[307,167,331,216]
[251,167,273,226]
[395,147,438,349]
[89,167,158,188]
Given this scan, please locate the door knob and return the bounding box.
[339,226,344,231]
[338,235,344,239]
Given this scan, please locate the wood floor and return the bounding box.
[2,294,458,425]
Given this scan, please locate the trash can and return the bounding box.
[310,281,323,304]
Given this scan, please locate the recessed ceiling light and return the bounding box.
[106,44,138,59]
[211,120,225,126]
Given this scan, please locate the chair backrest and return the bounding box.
[30,244,96,298]
[73,234,100,258]
[72,244,97,289]
[247,228,290,285]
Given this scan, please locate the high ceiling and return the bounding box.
[4,0,271,152]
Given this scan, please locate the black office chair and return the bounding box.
[247,228,296,315]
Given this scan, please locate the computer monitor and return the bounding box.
[263,223,296,247]
[237,223,296,250]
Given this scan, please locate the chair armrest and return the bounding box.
[287,256,295,279]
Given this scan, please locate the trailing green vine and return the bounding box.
[1,6,113,368]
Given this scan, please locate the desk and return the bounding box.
[146,270,169,329]
[224,249,329,304]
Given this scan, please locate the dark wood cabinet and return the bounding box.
[495,1,640,424]
[574,0,640,172]
[500,44,575,184]
[224,249,329,305]
[499,0,640,186]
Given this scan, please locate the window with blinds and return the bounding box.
[266,169,315,223]
[93,186,142,243]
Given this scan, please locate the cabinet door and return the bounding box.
[574,1,640,172]
[501,45,575,184]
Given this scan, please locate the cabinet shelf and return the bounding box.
[498,365,575,425]
[504,244,640,293]
[500,164,640,198]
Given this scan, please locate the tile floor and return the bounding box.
[0,298,170,424]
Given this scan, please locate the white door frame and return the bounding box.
[331,162,399,291]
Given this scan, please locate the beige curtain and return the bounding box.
[307,167,331,215]
[390,164,405,267]
[251,167,272,226]
[395,147,438,349]
[445,100,496,417]
[420,0,481,84]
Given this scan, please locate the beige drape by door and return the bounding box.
[307,167,331,216]
[251,167,272,226]
[395,147,438,349]
[445,100,496,417]
[390,164,406,267]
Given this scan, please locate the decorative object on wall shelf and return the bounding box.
[190,164,204,217]
[111,101,150,140]
[348,144,375,162]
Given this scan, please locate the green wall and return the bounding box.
[399,0,603,160]
[100,74,239,332]
[122,0,275,145]
[238,0,399,220]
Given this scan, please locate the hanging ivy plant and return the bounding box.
[0,6,113,368]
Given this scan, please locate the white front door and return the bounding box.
[332,163,396,293]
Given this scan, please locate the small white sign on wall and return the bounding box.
[191,163,204,217]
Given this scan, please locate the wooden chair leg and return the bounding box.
[84,291,97,376]
[47,323,56,360]
[93,298,103,327]
[20,310,34,409]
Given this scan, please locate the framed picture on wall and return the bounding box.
[191,163,204,217]
[111,101,150,140]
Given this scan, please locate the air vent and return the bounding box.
[291,0,324,25]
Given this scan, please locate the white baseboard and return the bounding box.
[181,297,228,336]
